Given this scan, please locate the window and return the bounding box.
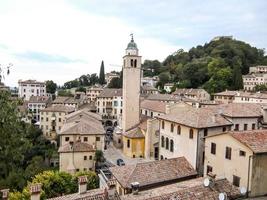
[65,137,69,142]
[204,128,208,137]
[211,143,216,155]
[225,147,232,160]
[84,156,87,160]
[233,175,240,187]
[234,124,239,131]
[89,155,92,160]
[177,125,181,135]
[134,59,137,67]
[244,124,248,130]
[46,117,48,122]
[161,136,165,148]
[206,165,213,175]
[252,123,256,130]
[84,168,87,171]
[222,127,226,132]
[239,150,246,157]
[170,140,174,152]
[170,123,174,132]
[150,112,153,118]
[160,155,163,160]
[189,129,194,139]
[84,137,88,142]
[166,138,169,150]
[127,139,130,148]
[162,121,165,129]
[96,137,100,141]
[59,118,61,122]
[145,110,148,115]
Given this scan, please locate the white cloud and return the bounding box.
[0,0,179,86]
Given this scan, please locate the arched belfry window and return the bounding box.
[134,59,137,67]
[131,59,134,67]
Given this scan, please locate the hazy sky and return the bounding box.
[0,0,266,87]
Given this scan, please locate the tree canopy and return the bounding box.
[45,80,57,94]
[9,170,99,200]
[144,38,267,94]
[0,91,57,191]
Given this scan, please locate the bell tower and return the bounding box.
[122,34,141,132]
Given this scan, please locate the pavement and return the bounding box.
[103,141,152,166]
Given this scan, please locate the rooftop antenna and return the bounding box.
[203,178,210,187]
[218,192,227,200]
[239,187,247,195]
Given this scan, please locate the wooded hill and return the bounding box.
[142,38,267,93]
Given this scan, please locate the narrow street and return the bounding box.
[103,141,152,165]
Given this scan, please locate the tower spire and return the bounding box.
[130,33,134,42]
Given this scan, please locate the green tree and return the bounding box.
[254,84,267,92]
[99,61,105,85]
[57,90,73,97]
[89,73,99,85]
[107,77,122,88]
[9,170,99,200]
[0,91,30,189]
[232,57,243,90]
[75,86,86,93]
[45,80,57,94]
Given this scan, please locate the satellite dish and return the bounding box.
[203,178,210,187]
[240,187,247,195]
[219,193,226,200]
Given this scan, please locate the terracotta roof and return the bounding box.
[215,103,263,118]
[123,127,145,138]
[66,109,102,122]
[28,96,51,103]
[53,96,80,104]
[110,157,197,189]
[41,105,75,113]
[47,188,106,200]
[58,141,95,153]
[214,90,239,96]
[146,94,197,103]
[121,177,241,200]
[172,88,208,96]
[18,79,45,84]
[53,96,70,103]
[158,106,232,128]
[141,85,158,91]
[231,130,267,154]
[141,100,167,113]
[60,118,104,135]
[98,89,122,98]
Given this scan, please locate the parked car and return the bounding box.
[116,158,125,166]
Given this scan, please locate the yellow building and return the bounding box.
[204,130,267,197]
[122,127,145,158]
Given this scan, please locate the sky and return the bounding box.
[0,0,266,87]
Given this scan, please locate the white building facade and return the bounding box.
[18,80,46,101]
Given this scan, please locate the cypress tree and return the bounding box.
[232,57,243,90]
[99,61,105,85]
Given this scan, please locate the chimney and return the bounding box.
[1,189,9,200]
[78,176,88,194]
[131,182,140,195]
[30,183,42,200]
[207,172,216,188]
[262,106,267,124]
